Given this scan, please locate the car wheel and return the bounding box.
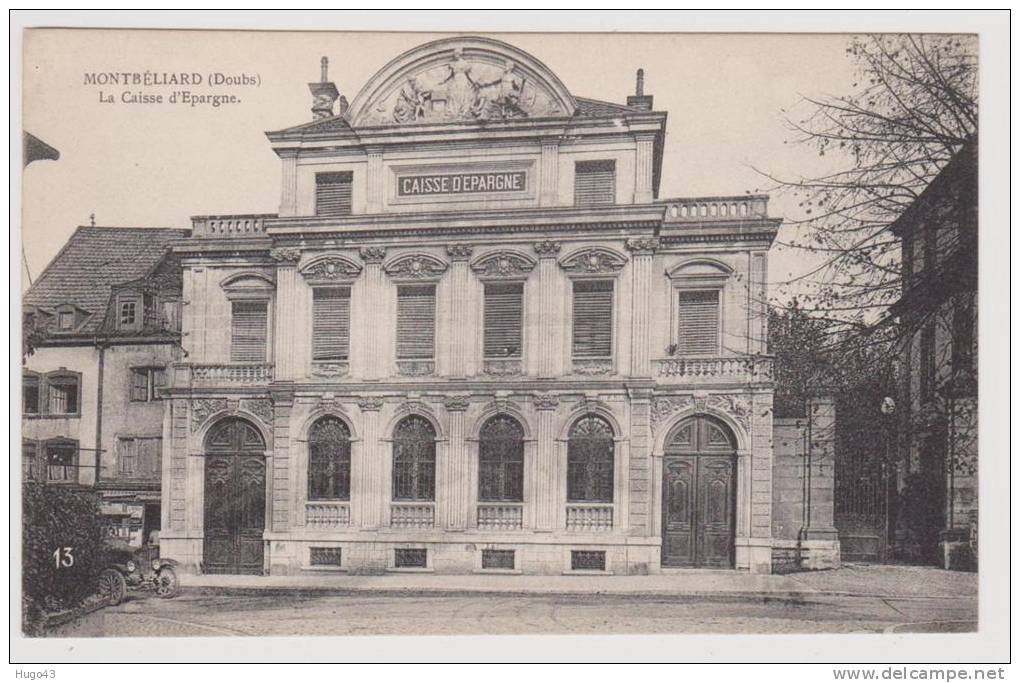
[98,569,126,606]
[155,566,180,598]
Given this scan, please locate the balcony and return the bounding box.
[654,355,773,385]
[566,504,614,532]
[173,363,275,387]
[390,503,435,528]
[190,214,274,238]
[661,195,769,223]
[476,503,523,530]
[305,501,350,529]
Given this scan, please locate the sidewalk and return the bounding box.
[180,563,977,601]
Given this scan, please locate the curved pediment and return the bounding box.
[558,247,628,275]
[383,253,449,281]
[470,249,537,279]
[346,36,577,128]
[668,258,734,279]
[300,254,363,283]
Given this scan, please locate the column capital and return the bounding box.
[533,394,560,411]
[359,246,387,264]
[625,237,660,255]
[443,396,471,412]
[446,244,474,261]
[357,397,384,412]
[269,247,301,264]
[533,240,562,258]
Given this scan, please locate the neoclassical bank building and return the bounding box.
[162,37,792,576]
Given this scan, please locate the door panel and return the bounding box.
[204,452,265,575]
[662,457,696,566]
[696,457,735,568]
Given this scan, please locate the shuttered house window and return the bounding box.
[117,437,162,479]
[230,301,268,362]
[677,290,721,355]
[483,283,523,358]
[396,285,436,359]
[574,160,616,207]
[312,288,351,361]
[316,172,353,217]
[572,280,614,358]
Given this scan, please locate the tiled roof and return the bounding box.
[23,227,190,334]
[573,96,645,117]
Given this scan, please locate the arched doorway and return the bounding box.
[661,415,737,568]
[203,418,267,574]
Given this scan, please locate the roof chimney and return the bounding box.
[309,56,340,120]
[627,68,654,111]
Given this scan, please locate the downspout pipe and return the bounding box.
[94,341,106,487]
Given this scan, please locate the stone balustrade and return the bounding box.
[661,195,769,222]
[565,504,614,532]
[305,501,351,528]
[390,503,435,528]
[654,355,774,384]
[187,363,275,386]
[476,503,524,530]
[190,214,273,238]
[483,358,523,376]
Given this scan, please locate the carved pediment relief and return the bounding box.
[346,38,577,127]
[300,255,363,283]
[668,258,734,280]
[470,250,536,279]
[383,253,449,281]
[558,247,628,275]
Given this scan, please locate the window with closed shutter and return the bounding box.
[396,285,435,360]
[483,282,523,358]
[572,280,613,358]
[231,301,268,362]
[677,290,720,355]
[574,160,616,206]
[312,288,351,361]
[316,172,353,216]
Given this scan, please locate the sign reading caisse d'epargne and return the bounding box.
[397,170,527,197]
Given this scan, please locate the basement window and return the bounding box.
[571,550,606,571]
[309,547,342,567]
[394,548,427,569]
[481,549,515,570]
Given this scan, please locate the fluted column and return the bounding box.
[443,397,471,530]
[540,139,559,206]
[270,247,302,381]
[366,148,384,213]
[634,134,655,204]
[533,394,559,530]
[446,245,474,379]
[359,247,387,380]
[357,398,383,529]
[626,238,658,378]
[533,241,562,379]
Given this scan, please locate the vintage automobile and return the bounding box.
[97,542,180,605]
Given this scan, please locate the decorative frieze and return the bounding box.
[483,358,523,376]
[470,251,536,279]
[572,358,613,376]
[442,397,471,412]
[384,254,448,281]
[241,398,274,426]
[708,393,752,432]
[532,394,560,411]
[358,246,387,264]
[625,237,660,254]
[559,247,627,275]
[651,395,694,428]
[357,397,384,412]
[396,359,436,376]
[310,361,350,379]
[190,398,227,433]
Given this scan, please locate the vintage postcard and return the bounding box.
[11,12,1010,669]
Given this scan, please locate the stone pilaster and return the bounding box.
[804,394,838,540]
[359,247,387,380]
[279,151,298,217]
[270,386,293,532]
[626,238,658,378]
[533,241,562,379]
[634,134,655,204]
[750,252,768,354]
[533,394,559,530]
[356,398,384,530]
[366,148,384,213]
[443,397,471,530]
[270,247,301,381]
[446,245,474,379]
[627,388,653,534]
[539,139,559,206]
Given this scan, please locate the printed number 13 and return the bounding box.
[53,547,74,568]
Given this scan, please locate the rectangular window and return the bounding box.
[23,374,40,415]
[231,301,268,362]
[47,375,79,415]
[571,550,606,571]
[481,549,515,570]
[309,547,342,567]
[116,437,162,479]
[394,548,428,569]
[130,368,150,401]
[572,280,614,358]
[574,160,616,206]
[396,285,436,360]
[920,321,937,402]
[677,290,721,355]
[23,441,38,481]
[58,311,73,330]
[315,171,353,217]
[119,299,137,328]
[483,282,523,358]
[312,287,351,361]
[46,441,78,483]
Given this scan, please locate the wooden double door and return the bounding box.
[661,416,737,568]
[203,419,267,575]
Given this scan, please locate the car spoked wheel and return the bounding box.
[98,568,127,606]
[155,566,180,598]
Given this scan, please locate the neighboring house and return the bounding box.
[22,226,190,547]
[161,37,829,577]
[889,140,978,570]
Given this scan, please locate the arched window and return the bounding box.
[478,415,525,502]
[567,415,615,503]
[392,415,436,501]
[308,416,352,501]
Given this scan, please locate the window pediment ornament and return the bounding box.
[300,255,363,283]
[558,247,628,276]
[470,250,536,279]
[384,253,449,281]
[667,258,733,280]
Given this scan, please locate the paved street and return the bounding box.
[47,565,976,637]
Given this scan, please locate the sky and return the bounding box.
[21,30,858,291]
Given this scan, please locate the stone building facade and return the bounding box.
[160,36,787,575]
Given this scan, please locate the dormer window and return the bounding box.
[316,171,353,217]
[58,310,73,330]
[119,298,138,329]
